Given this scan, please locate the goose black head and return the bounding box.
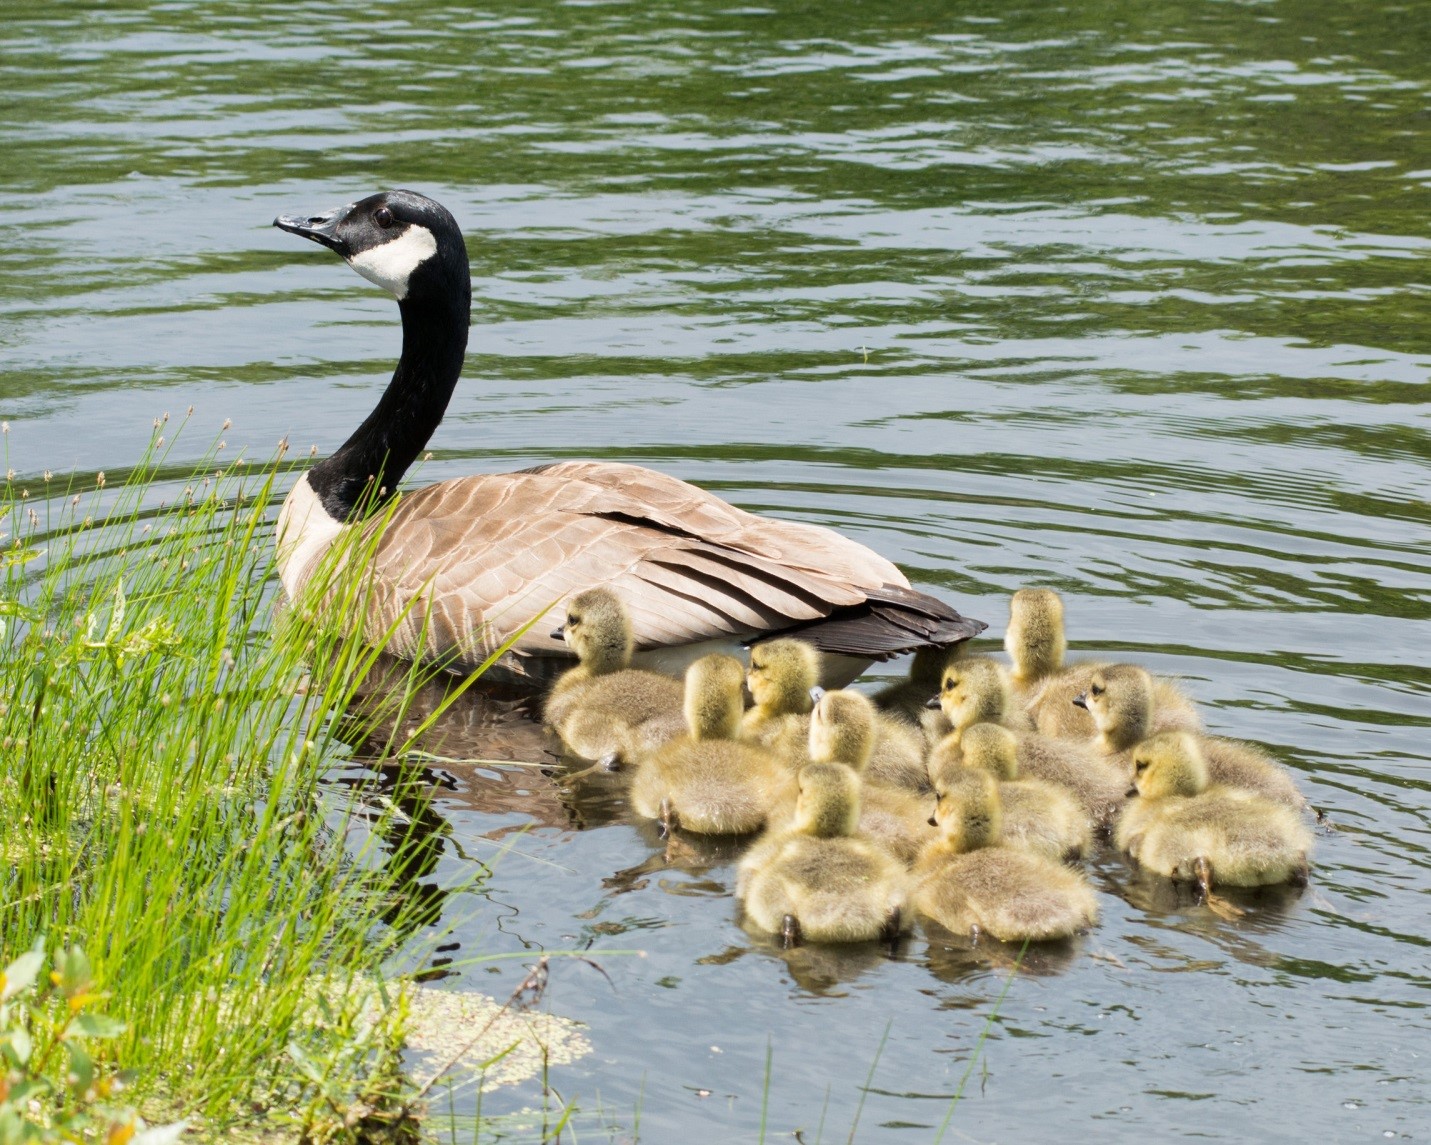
[274,190,469,310]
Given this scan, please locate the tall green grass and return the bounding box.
[0,424,493,1141]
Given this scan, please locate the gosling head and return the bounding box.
[1004,588,1067,684]
[1074,664,1152,751]
[960,722,1020,782]
[793,762,861,839]
[1130,732,1210,800]
[932,657,1008,734]
[929,767,1002,853]
[552,588,633,676]
[275,189,470,311]
[684,654,746,741]
[808,690,875,770]
[747,638,820,716]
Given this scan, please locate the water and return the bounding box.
[3,0,1428,1139]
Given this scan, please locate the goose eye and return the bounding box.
[1135,760,1148,773]
[567,614,579,626]
[1091,684,1104,697]
[374,206,395,228]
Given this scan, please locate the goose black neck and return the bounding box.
[307,289,469,521]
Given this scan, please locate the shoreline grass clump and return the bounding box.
[0,425,487,1142]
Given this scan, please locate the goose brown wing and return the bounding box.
[359,461,978,672]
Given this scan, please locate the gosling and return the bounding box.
[1116,732,1312,893]
[929,658,1128,827]
[630,654,791,835]
[544,588,683,766]
[929,723,1093,862]
[737,762,910,946]
[1076,665,1306,810]
[914,769,1099,943]
[1006,588,1201,739]
[808,690,935,865]
[872,646,955,725]
[741,638,820,766]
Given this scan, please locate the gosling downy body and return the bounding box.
[544,588,682,764]
[1116,733,1312,890]
[808,690,934,865]
[630,654,791,835]
[914,769,1098,943]
[931,723,1093,862]
[1077,665,1305,810]
[932,658,1128,827]
[272,190,984,688]
[738,763,909,945]
[872,646,956,725]
[1006,588,1201,739]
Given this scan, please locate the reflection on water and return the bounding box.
[3,0,1428,1138]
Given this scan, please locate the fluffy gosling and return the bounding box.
[737,762,909,946]
[545,588,683,765]
[1116,732,1312,893]
[914,769,1099,943]
[629,654,791,835]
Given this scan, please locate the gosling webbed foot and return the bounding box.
[781,914,802,949]
[659,797,677,838]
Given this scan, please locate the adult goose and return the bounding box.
[272,190,983,687]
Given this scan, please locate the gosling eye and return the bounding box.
[1090,684,1105,697]
[1135,760,1149,773]
[567,613,580,626]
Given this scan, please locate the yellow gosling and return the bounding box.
[630,654,792,835]
[741,637,820,767]
[914,769,1098,943]
[544,588,683,765]
[1076,665,1306,810]
[809,690,935,866]
[941,723,1093,862]
[737,762,909,946]
[1116,732,1312,894]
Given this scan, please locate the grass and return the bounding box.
[0,421,519,1142]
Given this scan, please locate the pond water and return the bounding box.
[3,0,1428,1140]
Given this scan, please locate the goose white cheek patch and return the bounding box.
[349,224,438,300]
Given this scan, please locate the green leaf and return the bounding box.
[72,1013,126,1039]
[0,951,43,1002]
[66,1040,94,1094]
[3,1025,33,1066]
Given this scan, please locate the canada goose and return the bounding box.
[914,769,1098,943]
[807,690,935,865]
[741,637,820,765]
[737,762,909,946]
[929,723,1093,862]
[543,587,683,765]
[1006,588,1201,738]
[272,191,984,687]
[1116,732,1312,893]
[1075,666,1305,810]
[629,654,791,835]
[929,658,1127,826]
